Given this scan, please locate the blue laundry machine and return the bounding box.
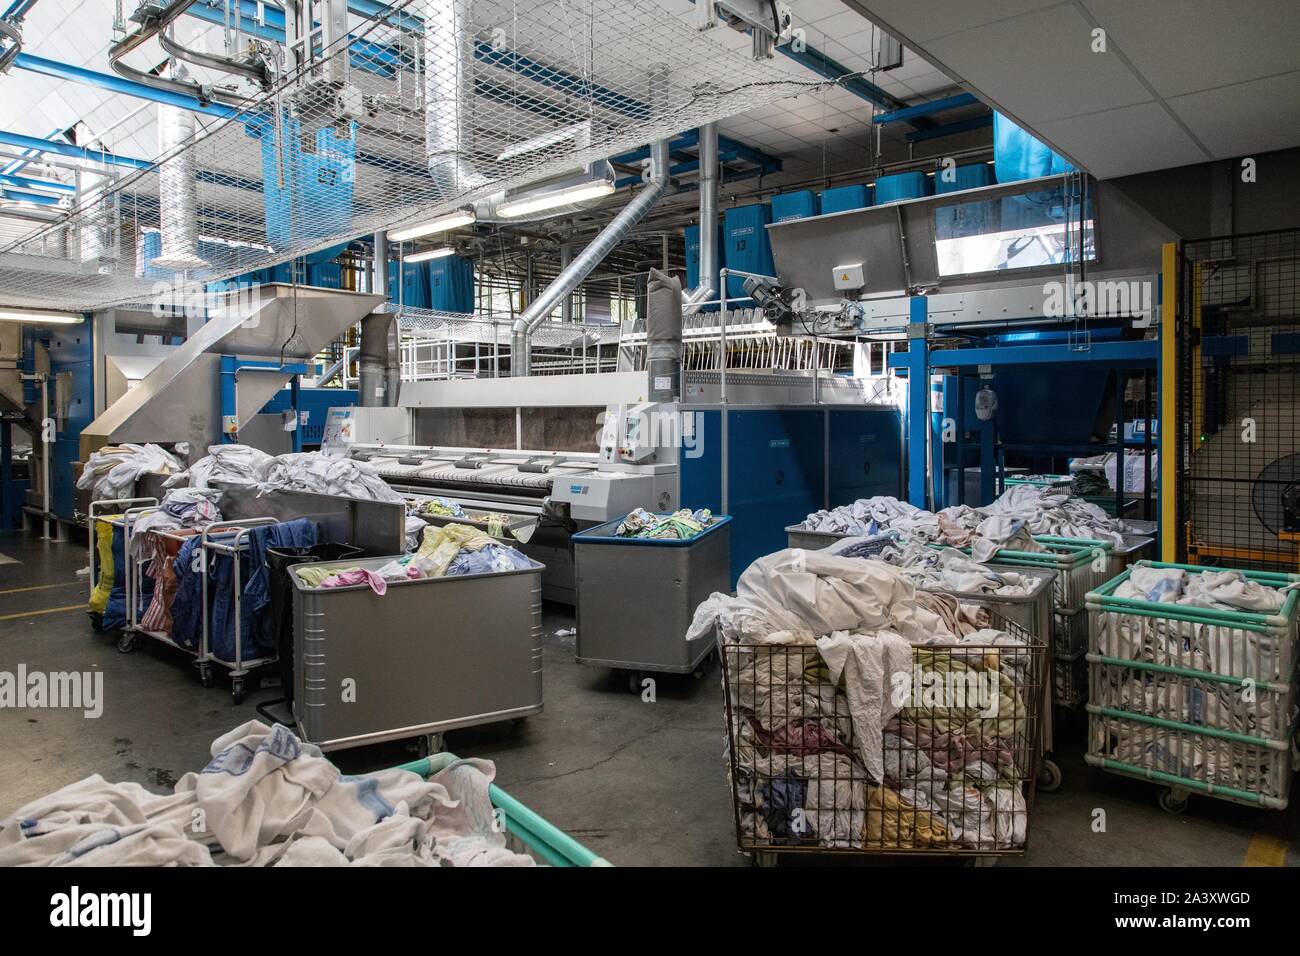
[678,404,902,583]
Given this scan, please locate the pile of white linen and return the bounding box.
[0,721,536,867]
[76,443,183,500]
[258,452,405,504]
[166,445,405,504]
[165,443,274,490]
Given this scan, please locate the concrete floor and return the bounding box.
[0,528,1295,867]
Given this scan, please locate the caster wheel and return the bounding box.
[1158,789,1188,814]
[231,679,245,705]
[1037,759,1062,793]
[967,855,998,868]
[627,671,643,694]
[752,851,779,868]
[198,665,214,689]
[116,633,138,654]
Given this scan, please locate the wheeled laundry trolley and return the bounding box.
[573,514,731,690]
[1086,561,1300,813]
[393,753,610,866]
[289,555,545,752]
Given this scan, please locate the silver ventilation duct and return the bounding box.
[151,104,209,272]
[424,0,491,198]
[683,121,719,314]
[509,139,672,376]
[645,267,683,402]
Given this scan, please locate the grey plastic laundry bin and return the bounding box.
[573,515,731,682]
[289,555,544,751]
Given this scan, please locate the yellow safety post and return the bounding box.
[1160,242,1177,562]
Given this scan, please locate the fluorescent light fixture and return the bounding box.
[497,179,615,218]
[0,308,83,325]
[404,246,456,264]
[390,209,476,242]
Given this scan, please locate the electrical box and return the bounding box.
[832,262,865,291]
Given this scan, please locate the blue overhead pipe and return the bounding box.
[0,129,151,169]
[0,171,73,192]
[12,52,237,118]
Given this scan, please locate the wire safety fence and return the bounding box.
[1179,229,1300,571]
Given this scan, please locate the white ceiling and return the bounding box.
[841,0,1300,179]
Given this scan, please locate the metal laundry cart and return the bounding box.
[573,514,731,690]
[201,519,281,702]
[1085,561,1300,813]
[393,753,610,866]
[87,496,158,608]
[289,554,546,752]
[120,518,204,659]
[718,609,1046,865]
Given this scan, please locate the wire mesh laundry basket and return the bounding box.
[718,611,1046,862]
[1085,561,1300,812]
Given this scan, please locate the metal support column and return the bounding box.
[906,296,929,508]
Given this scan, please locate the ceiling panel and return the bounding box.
[1081,0,1300,98]
[845,0,1300,178]
[1034,101,1205,179]
[922,3,1152,123]
[1168,71,1300,159]
[841,0,1061,44]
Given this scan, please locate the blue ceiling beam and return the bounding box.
[1,185,62,205]
[775,40,906,113]
[873,92,979,125]
[905,114,992,143]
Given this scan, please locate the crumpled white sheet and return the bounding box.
[1115,566,1292,613]
[816,629,913,781]
[258,453,406,504]
[688,549,930,647]
[165,444,274,490]
[981,484,1125,546]
[77,443,183,501]
[0,721,535,867]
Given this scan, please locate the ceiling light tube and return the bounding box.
[404,246,456,263]
[389,209,476,243]
[0,308,83,324]
[496,179,615,219]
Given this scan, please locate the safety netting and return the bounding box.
[0,0,837,311]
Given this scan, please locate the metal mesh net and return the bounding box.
[0,0,831,312]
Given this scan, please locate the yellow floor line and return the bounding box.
[0,603,85,622]
[1243,833,1289,867]
[0,581,82,596]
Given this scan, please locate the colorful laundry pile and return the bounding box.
[1090,566,1296,797]
[614,508,713,540]
[690,549,1039,852]
[297,524,532,596]
[0,721,535,866]
[418,497,465,518]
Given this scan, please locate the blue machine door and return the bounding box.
[725,409,824,578]
[828,407,902,507]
